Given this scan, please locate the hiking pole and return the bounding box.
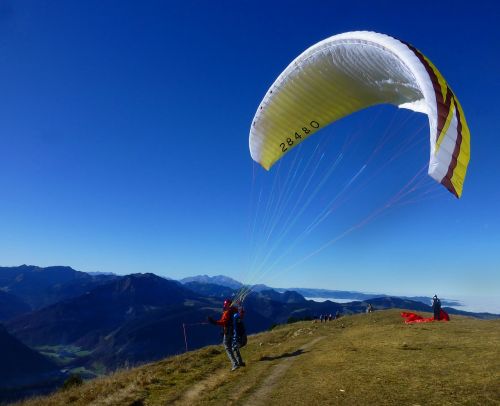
[182,323,188,352]
[182,322,209,353]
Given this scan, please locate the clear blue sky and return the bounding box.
[0,1,498,301]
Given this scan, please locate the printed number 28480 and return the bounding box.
[280,121,319,152]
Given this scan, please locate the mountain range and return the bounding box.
[179,274,463,307]
[0,265,116,315]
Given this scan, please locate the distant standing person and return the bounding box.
[432,295,442,320]
[208,299,244,371]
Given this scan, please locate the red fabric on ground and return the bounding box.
[439,309,450,321]
[400,310,450,324]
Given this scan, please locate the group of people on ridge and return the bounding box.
[318,312,339,322]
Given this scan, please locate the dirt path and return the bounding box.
[173,368,228,405]
[243,336,325,406]
[173,335,325,405]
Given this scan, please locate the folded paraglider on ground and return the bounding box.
[400,310,450,323]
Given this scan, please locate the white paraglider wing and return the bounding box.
[249,31,470,197]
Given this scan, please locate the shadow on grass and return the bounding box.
[259,349,307,361]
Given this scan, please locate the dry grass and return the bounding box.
[265,311,500,405]
[14,309,500,405]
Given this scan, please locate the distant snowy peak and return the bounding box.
[179,275,242,289]
[86,271,117,276]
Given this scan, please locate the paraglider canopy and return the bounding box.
[249,31,470,197]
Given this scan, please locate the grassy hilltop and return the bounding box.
[15,309,500,406]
